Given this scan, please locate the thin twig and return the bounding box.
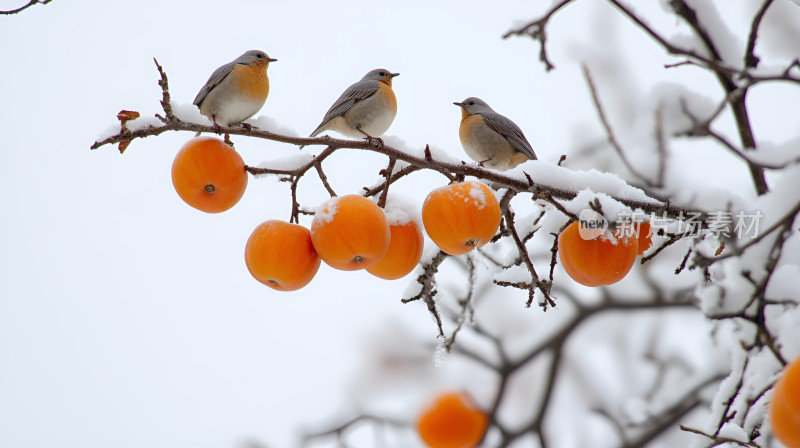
[0,0,51,14]
[377,157,396,208]
[744,0,775,68]
[502,0,575,71]
[582,64,655,186]
[680,425,761,447]
[497,190,554,309]
[362,165,421,197]
[314,160,337,197]
[402,251,449,337]
[667,0,769,195]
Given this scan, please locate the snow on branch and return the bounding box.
[91,59,705,223]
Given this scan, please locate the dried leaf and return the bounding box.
[117,110,140,125]
[118,139,132,154]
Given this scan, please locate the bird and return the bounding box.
[193,50,277,133]
[453,97,537,171]
[308,68,399,142]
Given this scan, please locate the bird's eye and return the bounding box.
[468,101,474,105]
[256,53,264,58]
[379,71,386,76]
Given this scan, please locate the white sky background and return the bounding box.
[1,1,800,447]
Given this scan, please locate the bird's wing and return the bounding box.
[193,61,237,107]
[483,112,537,160]
[309,80,378,136]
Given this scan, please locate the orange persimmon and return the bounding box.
[310,195,390,271]
[557,221,638,287]
[636,221,653,255]
[421,181,501,256]
[770,355,800,448]
[416,391,488,448]
[244,220,321,291]
[171,136,248,213]
[367,218,424,280]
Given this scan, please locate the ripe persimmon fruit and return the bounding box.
[422,181,501,256]
[245,220,320,291]
[770,355,800,447]
[557,221,638,287]
[367,216,424,280]
[310,195,390,271]
[416,391,488,448]
[636,221,653,255]
[171,136,248,213]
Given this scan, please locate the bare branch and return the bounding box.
[362,164,421,198]
[402,251,449,337]
[653,102,667,188]
[666,0,769,195]
[680,425,761,447]
[314,159,337,198]
[376,157,396,209]
[582,64,657,186]
[496,190,555,309]
[154,59,175,121]
[744,0,775,68]
[677,98,799,170]
[443,254,478,352]
[502,0,576,71]
[0,0,51,15]
[91,61,708,223]
[301,413,408,447]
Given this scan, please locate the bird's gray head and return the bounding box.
[453,97,494,115]
[362,68,400,85]
[235,50,277,66]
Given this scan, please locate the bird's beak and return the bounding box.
[268,58,278,62]
[453,101,464,107]
[390,72,400,78]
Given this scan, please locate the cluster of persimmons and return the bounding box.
[171,136,654,292]
[172,136,500,290]
[171,136,799,448]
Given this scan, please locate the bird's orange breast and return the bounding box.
[459,113,482,142]
[231,63,270,100]
[378,82,397,116]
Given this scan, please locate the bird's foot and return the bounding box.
[366,136,384,148]
[240,122,254,132]
[356,128,383,148]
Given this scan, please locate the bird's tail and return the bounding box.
[308,125,324,139]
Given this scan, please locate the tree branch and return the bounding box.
[744,0,775,68]
[582,64,657,186]
[0,0,51,15]
[666,0,768,195]
[91,60,708,224]
[502,0,576,71]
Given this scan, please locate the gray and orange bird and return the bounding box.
[454,97,537,171]
[309,68,399,140]
[193,50,277,131]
